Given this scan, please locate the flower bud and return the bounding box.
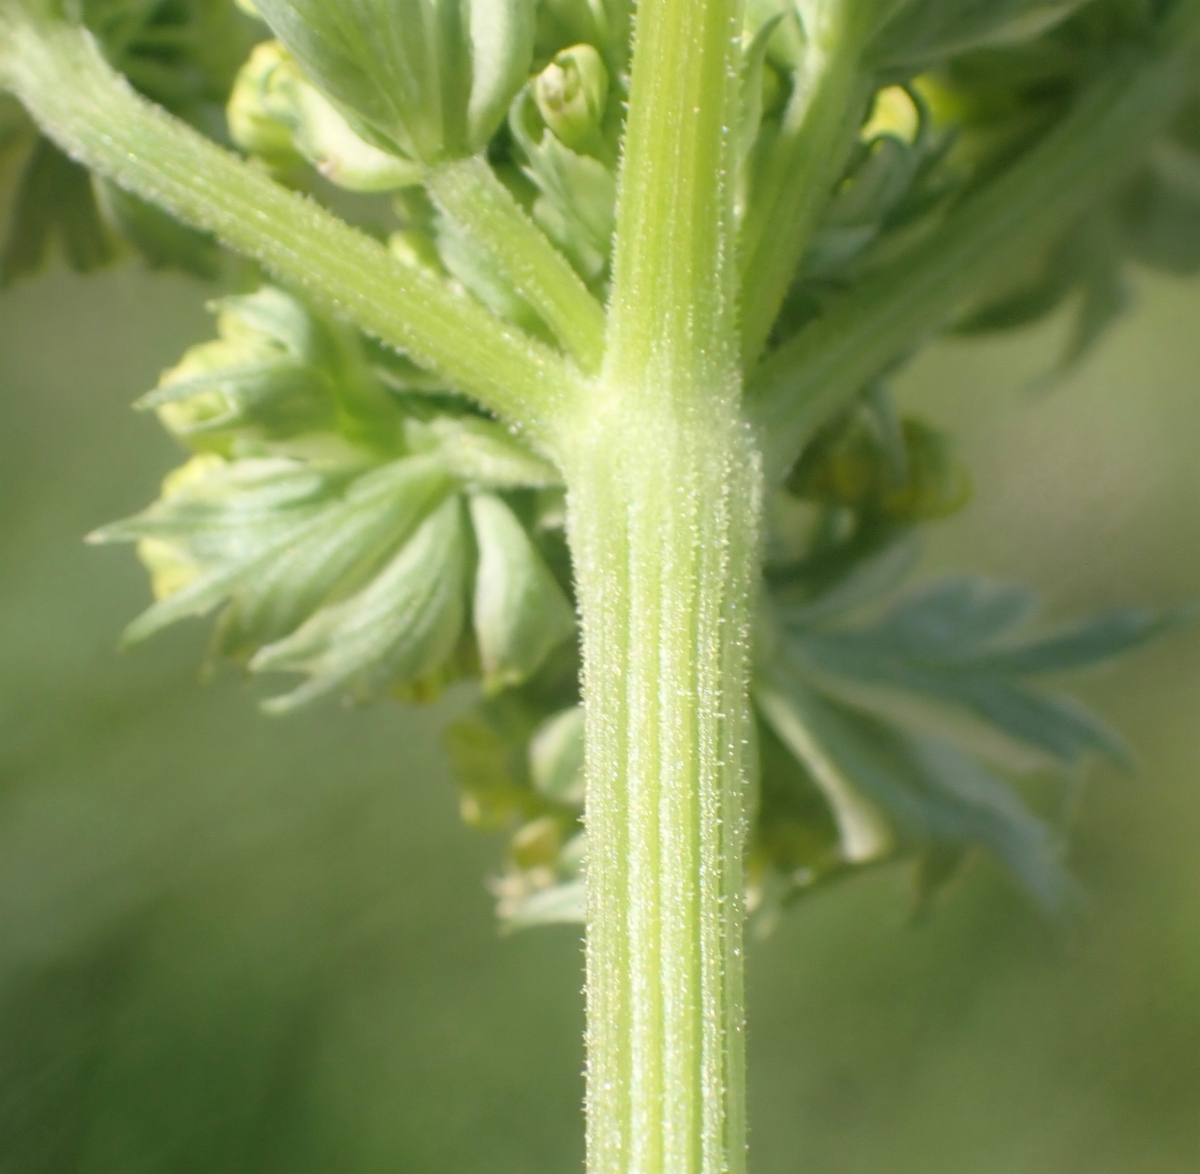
[861,86,919,146]
[227,42,306,170]
[510,815,564,871]
[533,44,609,150]
[229,42,419,191]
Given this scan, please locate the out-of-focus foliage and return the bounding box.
[0,0,256,283]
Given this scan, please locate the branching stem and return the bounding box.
[425,156,607,372]
[2,12,581,439]
[739,7,874,366]
[574,0,761,1171]
[748,13,1200,484]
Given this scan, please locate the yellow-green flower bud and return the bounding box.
[132,455,225,599]
[533,44,609,150]
[227,42,306,170]
[529,706,585,806]
[862,85,920,146]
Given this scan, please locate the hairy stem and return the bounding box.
[577,0,759,1170]
[748,13,1200,483]
[566,408,761,1174]
[2,12,579,437]
[602,0,742,403]
[425,156,607,372]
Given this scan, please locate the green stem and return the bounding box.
[602,0,742,404]
[425,155,607,373]
[2,13,578,438]
[578,0,759,1170]
[739,14,873,367]
[747,18,1200,484]
[565,407,760,1174]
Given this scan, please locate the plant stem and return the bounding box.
[565,409,760,1174]
[602,0,742,404]
[747,15,1200,484]
[575,0,760,1170]
[738,10,873,366]
[2,13,579,437]
[425,155,607,372]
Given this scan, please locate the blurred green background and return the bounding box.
[1,263,1197,1174]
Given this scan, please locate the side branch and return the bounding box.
[2,14,581,440]
[738,8,873,367]
[747,21,1200,485]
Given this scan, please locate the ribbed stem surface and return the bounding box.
[566,406,762,1174]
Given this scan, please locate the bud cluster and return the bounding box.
[93,287,575,714]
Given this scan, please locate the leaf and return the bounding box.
[870,576,1041,659]
[253,0,536,161]
[534,0,631,70]
[776,573,1181,769]
[94,180,222,279]
[469,493,576,693]
[509,87,616,284]
[1,138,116,286]
[905,734,1077,913]
[251,495,468,712]
[444,690,547,829]
[790,628,1132,767]
[739,12,786,165]
[92,458,337,553]
[229,41,421,190]
[406,414,562,489]
[776,533,923,624]
[1115,146,1200,277]
[464,0,538,150]
[757,670,1075,913]
[528,705,585,805]
[213,286,331,361]
[134,360,311,412]
[431,205,548,335]
[1062,232,1130,369]
[217,456,454,652]
[498,879,585,931]
[868,0,1091,70]
[755,679,896,865]
[752,703,859,885]
[969,605,1191,676]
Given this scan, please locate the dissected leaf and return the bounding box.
[869,0,1091,70]
[755,668,1075,913]
[1,138,116,285]
[251,495,469,712]
[756,678,896,865]
[778,574,1183,770]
